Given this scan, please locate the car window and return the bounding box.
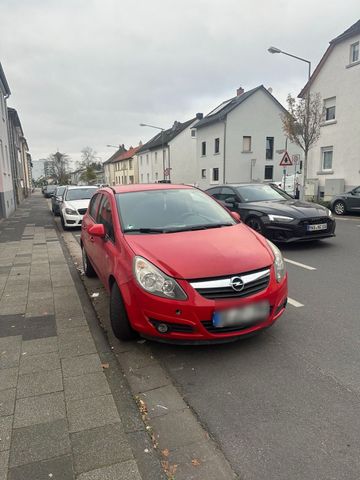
[97,195,115,242]
[236,184,292,202]
[65,188,97,201]
[352,187,360,195]
[88,194,102,220]
[55,186,65,196]
[206,187,221,198]
[218,187,236,202]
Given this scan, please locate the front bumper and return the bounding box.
[120,269,288,343]
[262,217,336,243]
[62,212,84,227]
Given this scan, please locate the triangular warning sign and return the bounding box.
[279,151,293,166]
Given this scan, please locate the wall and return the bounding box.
[306,34,360,195]
[196,122,225,189]
[168,120,197,185]
[0,90,15,218]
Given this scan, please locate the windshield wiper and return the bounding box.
[123,227,166,234]
[168,223,233,233]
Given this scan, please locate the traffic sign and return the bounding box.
[292,154,300,165]
[279,151,292,166]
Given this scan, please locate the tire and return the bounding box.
[333,200,346,216]
[110,283,137,341]
[246,216,264,234]
[60,215,69,231]
[82,246,97,277]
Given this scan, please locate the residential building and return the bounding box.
[0,63,15,219]
[103,144,127,186]
[7,108,32,203]
[137,117,200,184]
[193,85,302,190]
[299,19,360,199]
[112,146,140,185]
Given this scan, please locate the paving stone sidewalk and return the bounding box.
[0,193,161,480]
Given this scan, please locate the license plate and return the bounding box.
[307,223,327,231]
[212,301,270,328]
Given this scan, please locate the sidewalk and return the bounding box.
[0,193,164,480]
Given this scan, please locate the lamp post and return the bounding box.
[268,46,311,199]
[139,123,166,181]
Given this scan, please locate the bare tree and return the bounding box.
[281,93,323,198]
[79,146,102,184]
[48,151,70,184]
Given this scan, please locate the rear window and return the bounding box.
[65,188,97,201]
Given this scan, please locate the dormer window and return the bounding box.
[350,42,359,63]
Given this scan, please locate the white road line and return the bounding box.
[284,258,316,271]
[288,297,304,308]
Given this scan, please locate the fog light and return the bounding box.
[157,323,169,334]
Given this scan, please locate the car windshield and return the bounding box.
[65,188,97,201]
[236,184,292,202]
[47,186,57,192]
[116,188,235,233]
[55,186,65,196]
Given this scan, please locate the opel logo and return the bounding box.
[230,276,244,292]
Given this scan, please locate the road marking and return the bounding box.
[288,297,304,308]
[284,258,316,271]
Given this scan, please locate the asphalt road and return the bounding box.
[66,213,360,479]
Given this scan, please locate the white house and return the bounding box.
[193,85,302,190]
[299,19,360,199]
[0,63,15,219]
[137,115,201,184]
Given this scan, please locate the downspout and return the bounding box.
[168,145,171,181]
[223,117,227,183]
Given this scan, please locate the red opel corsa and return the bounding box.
[81,184,287,343]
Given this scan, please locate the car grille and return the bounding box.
[77,208,87,215]
[201,319,264,334]
[189,267,271,300]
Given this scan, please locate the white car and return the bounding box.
[60,186,98,230]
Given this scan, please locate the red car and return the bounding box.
[81,184,287,343]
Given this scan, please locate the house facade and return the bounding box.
[112,146,140,185]
[137,117,200,184]
[194,86,302,190]
[103,145,127,185]
[0,63,15,218]
[299,19,360,199]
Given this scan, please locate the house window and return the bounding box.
[147,173,150,183]
[264,165,273,180]
[141,173,144,182]
[201,169,206,179]
[129,175,134,184]
[214,138,220,154]
[266,137,274,159]
[322,147,333,171]
[212,168,219,182]
[191,129,196,137]
[201,141,206,156]
[154,152,157,163]
[140,156,143,166]
[129,159,133,169]
[243,136,252,152]
[155,172,158,181]
[350,42,359,63]
[324,97,336,121]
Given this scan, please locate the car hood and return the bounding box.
[124,224,273,279]
[65,199,90,210]
[243,199,329,218]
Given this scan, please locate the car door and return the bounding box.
[218,187,240,209]
[346,187,360,211]
[91,193,118,285]
[82,193,103,270]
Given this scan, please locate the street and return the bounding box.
[63,206,360,479]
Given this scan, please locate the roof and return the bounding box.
[103,145,127,165]
[299,19,360,97]
[7,107,23,133]
[103,184,193,194]
[193,85,287,129]
[112,146,140,163]
[0,63,10,96]
[138,118,196,153]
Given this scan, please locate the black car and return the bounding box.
[44,185,57,198]
[51,185,66,216]
[329,186,360,215]
[206,183,336,243]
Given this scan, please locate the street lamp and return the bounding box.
[268,46,311,199]
[139,123,166,181]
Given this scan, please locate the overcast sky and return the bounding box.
[0,0,359,166]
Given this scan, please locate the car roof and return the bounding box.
[206,183,267,189]
[65,185,98,190]
[102,184,194,194]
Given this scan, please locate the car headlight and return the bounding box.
[134,256,187,300]
[65,208,77,215]
[268,214,294,223]
[266,240,286,283]
[327,208,333,218]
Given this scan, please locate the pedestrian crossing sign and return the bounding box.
[279,151,293,166]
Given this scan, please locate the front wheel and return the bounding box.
[333,200,346,216]
[110,283,137,341]
[246,216,264,234]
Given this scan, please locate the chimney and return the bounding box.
[196,112,203,120]
[236,87,244,96]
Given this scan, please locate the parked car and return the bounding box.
[44,185,57,198]
[51,186,66,216]
[330,186,360,215]
[80,184,288,343]
[60,185,98,230]
[206,183,336,243]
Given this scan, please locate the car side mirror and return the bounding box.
[230,211,241,222]
[88,223,106,238]
[224,196,236,208]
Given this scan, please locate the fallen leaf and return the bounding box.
[101,363,109,369]
[192,458,201,466]
[161,448,170,457]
